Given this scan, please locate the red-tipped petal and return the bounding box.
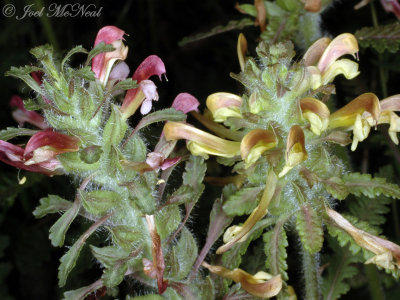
[171,93,200,114]
[92,26,126,80]
[132,55,166,82]
[24,130,79,156]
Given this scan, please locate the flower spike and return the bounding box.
[279,125,307,177]
[206,92,243,122]
[163,122,240,158]
[202,262,282,298]
[92,26,128,86]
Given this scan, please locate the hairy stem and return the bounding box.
[301,245,320,300]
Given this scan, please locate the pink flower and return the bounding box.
[0,130,80,176]
[10,95,49,129]
[381,0,400,18]
[91,26,128,85]
[120,55,166,119]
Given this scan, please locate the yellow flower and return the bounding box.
[303,33,360,90]
[206,92,243,122]
[240,129,277,168]
[300,97,330,135]
[279,125,308,177]
[202,262,282,298]
[329,93,380,151]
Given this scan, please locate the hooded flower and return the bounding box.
[206,92,243,122]
[329,93,380,151]
[303,33,360,90]
[120,55,166,119]
[0,130,79,175]
[202,262,282,298]
[372,94,400,144]
[92,26,128,86]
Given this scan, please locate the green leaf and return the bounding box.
[91,245,130,268]
[183,156,206,189]
[59,215,110,287]
[0,127,38,141]
[155,204,181,240]
[165,227,197,280]
[102,262,128,288]
[237,4,257,16]
[222,185,264,217]
[49,199,80,247]
[126,176,156,214]
[264,219,288,280]
[61,45,88,70]
[111,78,138,91]
[355,23,400,53]
[166,185,195,206]
[323,172,400,200]
[86,42,115,65]
[134,108,186,133]
[62,280,103,300]
[296,204,323,254]
[322,238,360,300]
[81,190,120,217]
[73,66,96,81]
[198,276,215,300]
[5,66,44,95]
[23,98,42,111]
[103,104,128,150]
[108,225,144,251]
[57,152,100,173]
[33,195,72,218]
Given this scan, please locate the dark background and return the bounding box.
[1,0,400,299]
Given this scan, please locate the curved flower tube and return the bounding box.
[92,26,128,86]
[202,262,282,298]
[327,208,400,270]
[163,121,240,158]
[217,170,277,254]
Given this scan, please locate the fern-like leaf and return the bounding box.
[322,238,361,300]
[264,218,289,281]
[296,204,324,254]
[355,23,400,53]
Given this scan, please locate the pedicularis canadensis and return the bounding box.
[2,24,400,299]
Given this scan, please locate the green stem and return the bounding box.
[364,264,384,300]
[301,244,320,300]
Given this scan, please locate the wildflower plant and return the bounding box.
[2,7,400,300]
[163,33,400,298]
